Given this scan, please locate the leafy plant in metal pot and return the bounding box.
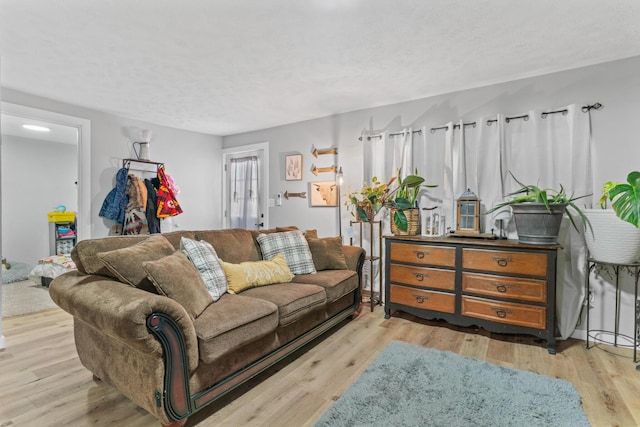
[487,172,590,244]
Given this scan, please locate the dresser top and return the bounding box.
[384,234,561,250]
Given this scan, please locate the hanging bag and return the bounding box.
[156,166,183,218]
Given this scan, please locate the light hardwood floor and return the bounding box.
[1,306,639,427]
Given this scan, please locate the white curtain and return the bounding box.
[465,116,505,235]
[501,105,592,339]
[229,156,259,229]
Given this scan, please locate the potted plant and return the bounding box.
[386,169,436,235]
[487,173,589,245]
[345,176,396,222]
[583,171,640,263]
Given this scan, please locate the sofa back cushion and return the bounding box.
[96,234,176,292]
[71,230,195,275]
[194,229,260,264]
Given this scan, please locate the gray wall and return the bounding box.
[1,135,77,265]
[1,88,224,239]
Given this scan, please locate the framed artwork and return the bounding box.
[285,154,303,181]
[310,181,338,207]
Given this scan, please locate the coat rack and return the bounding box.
[123,158,165,172]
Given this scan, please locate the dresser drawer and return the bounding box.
[390,285,455,313]
[389,243,455,267]
[461,296,546,330]
[462,248,547,277]
[462,272,547,303]
[390,264,455,290]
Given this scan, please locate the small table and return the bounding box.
[585,258,640,365]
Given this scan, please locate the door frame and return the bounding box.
[1,102,91,241]
[221,142,269,230]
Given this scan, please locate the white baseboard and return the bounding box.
[0,335,6,350]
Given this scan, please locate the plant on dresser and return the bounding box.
[385,169,437,235]
[384,235,559,354]
[486,172,589,245]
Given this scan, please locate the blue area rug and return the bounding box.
[315,340,588,427]
[1,262,33,284]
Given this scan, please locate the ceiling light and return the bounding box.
[22,124,51,132]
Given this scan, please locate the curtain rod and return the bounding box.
[360,102,603,139]
[358,128,423,141]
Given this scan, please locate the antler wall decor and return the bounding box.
[311,146,338,158]
[311,165,337,176]
[284,191,307,199]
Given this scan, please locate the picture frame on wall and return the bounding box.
[285,154,303,181]
[310,181,338,207]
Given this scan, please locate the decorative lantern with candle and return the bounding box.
[453,189,481,236]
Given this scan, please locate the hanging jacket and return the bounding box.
[144,178,161,234]
[156,167,183,218]
[123,175,149,235]
[99,167,129,224]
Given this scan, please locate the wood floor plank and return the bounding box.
[1,306,639,426]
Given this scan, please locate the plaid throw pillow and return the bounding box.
[180,237,228,301]
[256,231,316,275]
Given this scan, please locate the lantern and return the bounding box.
[454,189,481,236]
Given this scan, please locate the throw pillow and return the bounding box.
[256,230,316,275]
[221,253,295,294]
[180,237,228,302]
[306,237,348,270]
[142,251,213,319]
[96,234,175,292]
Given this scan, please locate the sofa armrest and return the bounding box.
[342,245,365,271]
[49,270,200,372]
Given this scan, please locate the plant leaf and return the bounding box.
[393,210,408,231]
[609,171,640,227]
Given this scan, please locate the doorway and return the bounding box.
[222,142,269,230]
[1,103,90,320]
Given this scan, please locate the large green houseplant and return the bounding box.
[583,171,640,263]
[386,169,436,234]
[487,173,589,245]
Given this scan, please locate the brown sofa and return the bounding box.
[49,228,364,427]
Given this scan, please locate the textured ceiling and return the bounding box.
[1,0,640,136]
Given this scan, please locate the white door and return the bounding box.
[222,143,269,230]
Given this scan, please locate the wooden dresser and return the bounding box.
[384,235,559,353]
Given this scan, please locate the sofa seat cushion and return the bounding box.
[241,283,326,326]
[194,294,278,364]
[292,270,358,303]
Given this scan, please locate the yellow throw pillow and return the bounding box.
[221,253,294,294]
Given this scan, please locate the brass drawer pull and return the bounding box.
[492,283,513,293]
[413,250,429,259]
[413,272,429,281]
[412,294,429,304]
[491,307,512,318]
[492,256,513,267]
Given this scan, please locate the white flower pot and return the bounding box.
[583,209,640,264]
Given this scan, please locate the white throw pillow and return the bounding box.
[180,237,228,301]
